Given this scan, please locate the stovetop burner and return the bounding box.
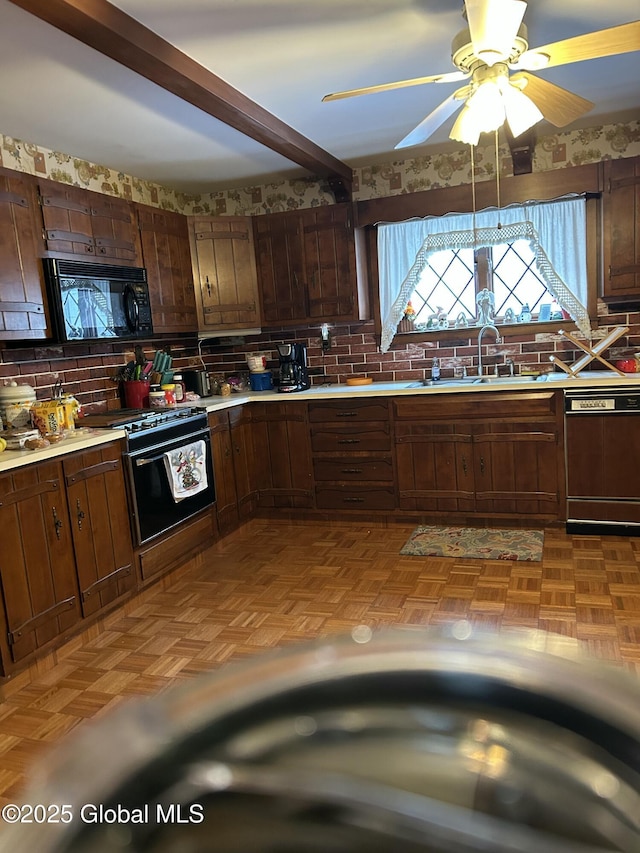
[79,406,208,449]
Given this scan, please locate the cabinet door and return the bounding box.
[300,203,357,321]
[395,421,475,513]
[252,402,313,508]
[190,216,260,330]
[0,461,80,667]
[253,210,307,325]
[39,179,141,264]
[0,169,51,340]
[602,156,640,302]
[137,204,197,333]
[39,180,95,257]
[473,423,560,517]
[209,411,240,535]
[89,195,141,263]
[229,405,258,518]
[63,444,135,617]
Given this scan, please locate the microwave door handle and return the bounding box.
[124,284,140,332]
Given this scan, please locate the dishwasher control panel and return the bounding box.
[565,389,640,413]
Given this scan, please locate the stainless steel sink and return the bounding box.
[404,374,544,389]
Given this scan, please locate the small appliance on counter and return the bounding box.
[183,369,211,397]
[246,351,273,392]
[277,342,310,393]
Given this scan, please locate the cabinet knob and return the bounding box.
[76,499,86,529]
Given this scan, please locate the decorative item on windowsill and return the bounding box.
[476,288,495,326]
[398,300,416,332]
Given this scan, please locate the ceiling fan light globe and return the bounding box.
[502,84,544,137]
[467,80,506,132]
[450,105,481,146]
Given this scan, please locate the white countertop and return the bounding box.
[0,427,127,474]
[195,369,640,411]
[2,370,638,472]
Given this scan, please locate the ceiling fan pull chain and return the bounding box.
[495,130,502,228]
[471,143,477,248]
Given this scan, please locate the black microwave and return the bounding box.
[43,259,153,342]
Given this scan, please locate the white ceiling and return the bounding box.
[0,0,638,193]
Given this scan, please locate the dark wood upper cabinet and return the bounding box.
[37,178,142,265]
[189,215,261,332]
[0,168,51,340]
[136,203,197,334]
[254,203,365,327]
[253,210,307,325]
[602,155,640,304]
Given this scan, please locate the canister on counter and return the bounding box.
[0,382,37,430]
[173,373,186,403]
[161,384,177,407]
[149,385,167,409]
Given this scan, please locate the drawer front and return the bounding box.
[315,484,396,510]
[309,399,389,423]
[313,456,394,482]
[393,390,558,422]
[311,423,391,453]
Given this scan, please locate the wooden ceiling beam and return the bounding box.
[8,0,353,197]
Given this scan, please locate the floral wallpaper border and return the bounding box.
[1,119,638,216]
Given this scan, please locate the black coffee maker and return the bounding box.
[277,342,310,393]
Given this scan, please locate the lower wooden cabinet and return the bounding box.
[309,399,395,511]
[0,460,81,667]
[63,444,136,617]
[252,402,313,509]
[393,391,563,520]
[209,406,258,535]
[0,440,135,673]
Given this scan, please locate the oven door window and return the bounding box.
[128,430,215,545]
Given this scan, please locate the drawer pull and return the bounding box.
[341,468,363,474]
[337,439,360,445]
[336,412,358,417]
[343,497,365,503]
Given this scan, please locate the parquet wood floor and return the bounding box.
[1,518,639,810]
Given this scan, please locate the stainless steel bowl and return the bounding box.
[2,625,639,852]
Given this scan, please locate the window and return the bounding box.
[378,197,589,352]
[408,239,556,329]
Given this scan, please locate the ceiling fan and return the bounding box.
[322,0,640,149]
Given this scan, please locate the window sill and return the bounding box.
[392,318,577,346]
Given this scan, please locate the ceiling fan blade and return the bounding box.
[465,0,527,66]
[395,93,463,150]
[511,72,594,127]
[322,71,468,102]
[520,21,640,71]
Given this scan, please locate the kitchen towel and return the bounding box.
[163,440,208,502]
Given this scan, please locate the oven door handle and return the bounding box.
[135,454,166,467]
[131,429,211,467]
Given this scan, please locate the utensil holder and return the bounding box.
[123,380,150,409]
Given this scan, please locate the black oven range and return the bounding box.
[80,407,215,545]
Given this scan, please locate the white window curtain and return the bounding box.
[378,196,589,353]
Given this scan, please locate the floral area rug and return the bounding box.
[400,526,544,562]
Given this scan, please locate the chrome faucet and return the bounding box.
[477,324,501,379]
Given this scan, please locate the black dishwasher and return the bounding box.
[565,388,640,534]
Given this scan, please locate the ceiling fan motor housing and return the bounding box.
[451,24,529,72]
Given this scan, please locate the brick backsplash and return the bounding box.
[1,303,639,408]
